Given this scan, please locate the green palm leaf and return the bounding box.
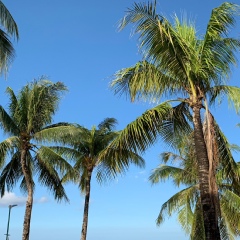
[156,185,198,225]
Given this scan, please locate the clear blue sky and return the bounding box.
[0,0,240,240]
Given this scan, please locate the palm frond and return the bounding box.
[5,87,18,115]
[149,164,185,185]
[27,80,67,132]
[0,136,19,167]
[0,29,15,73]
[96,149,145,183]
[156,185,198,225]
[211,118,240,186]
[35,152,69,202]
[0,151,22,196]
[0,1,19,39]
[208,85,240,113]
[98,117,118,132]
[200,3,240,84]
[102,102,191,155]
[37,146,74,176]
[220,189,240,238]
[34,124,79,144]
[111,61,183,102]
[178,197,194,234]
[204,3,239,40]
[160,152,185,164]
[0,105,19,135]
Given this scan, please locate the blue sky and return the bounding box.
[0,0,240,239]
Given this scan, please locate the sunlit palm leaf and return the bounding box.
[35,152,69,202]
[208,85,240,113]
[156,185,198,225]
[103,102,191,155]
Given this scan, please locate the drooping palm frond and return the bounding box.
[0,1,18,74]
[208,85,240,113]
[219,189,240,238]
[219,217,235,240]
[97,149,145,183]
[0,150,22,196]
[160,151,185,164]
[0,1,18,39]
[209,116,240,189]
[156,185,198,225]
[0,29,15,72]
[178,196,194,234]
[37,146,74,176]
[0,136,19,167]
[150,164,186,185]
[102,101,191,156]
[35,151,69,202]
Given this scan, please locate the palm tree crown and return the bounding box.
[0,79,75,240]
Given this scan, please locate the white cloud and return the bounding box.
[0,192,49,207]
[0,192,26,207]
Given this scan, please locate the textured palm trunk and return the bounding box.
[81,169,93,240]
[21,148,33,240]
[203,112,221,226]
[192,105,220,240]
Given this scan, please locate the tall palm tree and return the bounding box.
[110,2,240,239]
[0,1,19,74]
[0,79,76,240]
[149,130,240,240]
[50,118,145,240]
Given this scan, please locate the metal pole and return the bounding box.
[5,204,17,240]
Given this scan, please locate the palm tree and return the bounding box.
[50,118,145,240]
[0,1,19,74]
[149,130,240,240]
[110,2,240,239]
[0,79,76,240]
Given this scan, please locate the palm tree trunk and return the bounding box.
[81,169,93,240]
[21,148,33,240]
[203,112,221,226]
[192,105,220,240]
